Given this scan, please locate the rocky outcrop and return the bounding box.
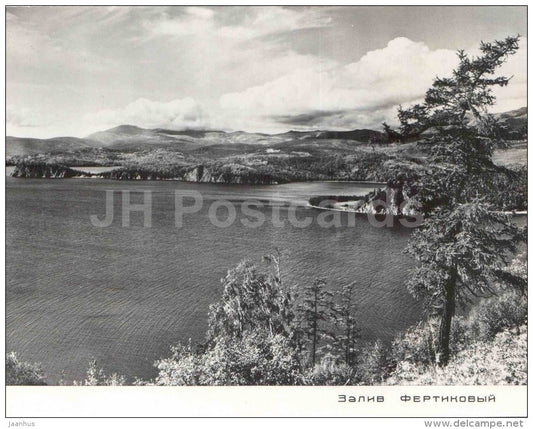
[11,161,281,184]
[11,161,283,185]
[183,165,212,182]
[356,181,421,216]
[310,180,422,217]
[11,163,91,179]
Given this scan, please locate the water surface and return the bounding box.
[6,177,420,383]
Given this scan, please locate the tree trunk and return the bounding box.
[437,270,457,366]
[312,290,317,367]
[345,326,350,366]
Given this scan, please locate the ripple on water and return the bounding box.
[6,178,421,383]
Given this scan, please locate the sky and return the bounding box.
[6,6,527,138]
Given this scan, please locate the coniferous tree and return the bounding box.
[406,202,525,365]
[398,36,526,365]
[331,283,360,366]
[382,122,403,143]
[297,278,334,367]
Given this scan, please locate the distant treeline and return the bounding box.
[11,162,90,179]
[10,151,424,185]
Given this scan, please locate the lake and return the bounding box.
[6,175,421,384]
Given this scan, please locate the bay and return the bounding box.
[6,176,420,384]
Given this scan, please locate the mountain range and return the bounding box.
[6,124,389,158]
[6,107,526,165]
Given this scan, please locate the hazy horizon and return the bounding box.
[6,103,529,141]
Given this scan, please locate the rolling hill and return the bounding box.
[6,107,526,160]
[7,125,386,158]
[6,136,100,157]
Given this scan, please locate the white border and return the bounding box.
[2,3,530,427]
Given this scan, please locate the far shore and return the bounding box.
[321,180,386,186]
[308,198,528,217]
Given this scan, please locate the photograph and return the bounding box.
[4,4,528,420]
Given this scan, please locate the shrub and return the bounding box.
[508,251,527,280]
[77,359,126,386]
[390,319,438,366]
[468,290,527,341]
[356,340,393,385]
[155,332,302,386]
[6,352,46,385]
[387,324,527,385]
[302,355,355,385]
[390,316,471,367]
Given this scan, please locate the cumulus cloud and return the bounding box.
[218,37,458,130]
[84,97,210,131]
[218,36,526,131]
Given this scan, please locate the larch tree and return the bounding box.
[297,278,334,367]
[331,282,360,366]
[398,36,526,365]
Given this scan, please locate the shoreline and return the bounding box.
[7,168,385,188]
[320,180,387,186]
[7,166,527,216]
[308,201,528,217]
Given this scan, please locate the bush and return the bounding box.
[302,356,355,385]
[468,290,527,341]
[155,332,302,386]
[390,319,437,366]
[356,340,393,385]
[387,324,527,385]
[6,352,46,385]
[77,359,126,386]
[390,316,471,367]
[155,254,304,386]
[508,251,527,280]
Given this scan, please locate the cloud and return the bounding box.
[81,36,525,136]
[218,6,331,40]
[139,6,334,97]
[217,36,527,131]
[145,6,330,41]
[7,105,43,128]
[271,108,400,131]
[84,97,209,131]
[146,7,215,37]
[7,103,92,138]
[6,7,526,137]
[273,110,343,126]
[7,8,117,74]
[218,37,458,130]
